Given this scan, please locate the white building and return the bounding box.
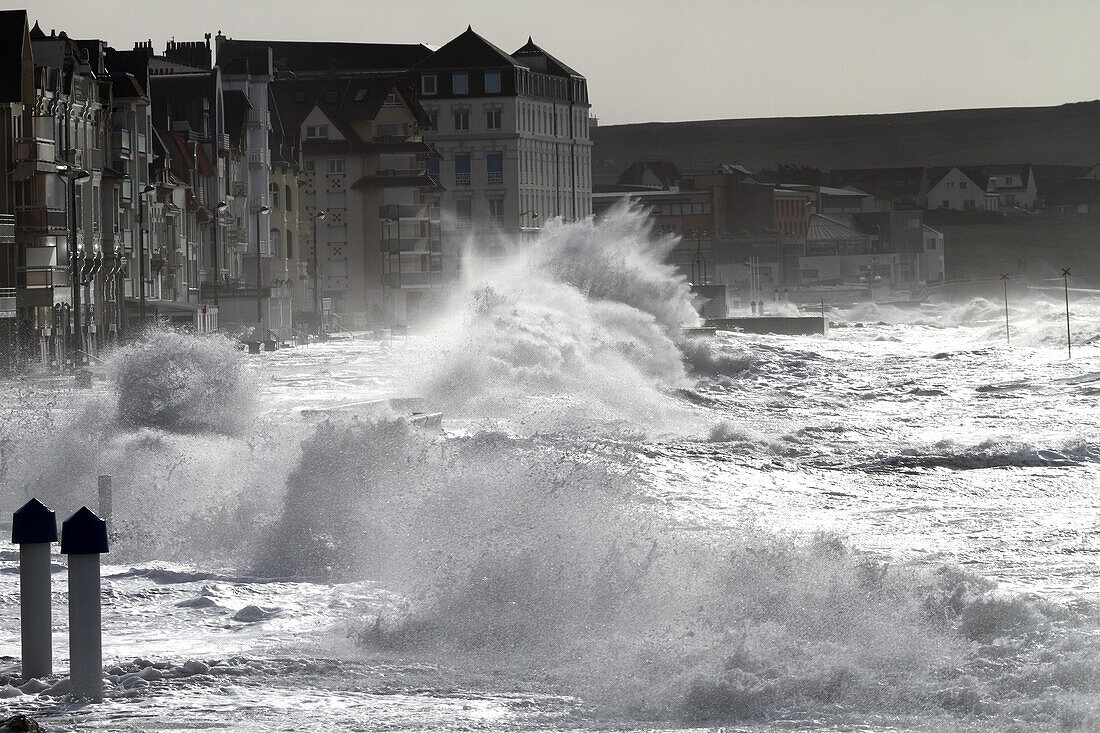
[925,167,999,211]
[414,27,592,263]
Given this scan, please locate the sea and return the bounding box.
[1,205,1099,731]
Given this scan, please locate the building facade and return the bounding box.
[415,28,593,264]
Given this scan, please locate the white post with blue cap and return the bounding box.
[12,498,59,679]
[61,506,109,702]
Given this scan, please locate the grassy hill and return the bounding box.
[592,101,1100,185]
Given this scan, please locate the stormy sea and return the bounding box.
[2,205,1099,731]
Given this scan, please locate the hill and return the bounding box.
[592,102,1100,185]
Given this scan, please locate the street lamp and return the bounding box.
[137,184,156,327]
[57,164,90,367]
[212,201,228,309]
[312,210,325,338]
[519,210,539,228]
[255,204,270,340]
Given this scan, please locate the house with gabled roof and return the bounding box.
[924,167,999,211]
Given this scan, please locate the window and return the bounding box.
[907,218,920,228]
[453,110,469,131]
[485,71,501,94]
[376,123,405,137]
[270,183,280,209]
[427,158,439,176]
[964,199,976,210]
[353,88,369,102]
[304,159,315,173]
[452,72,469,95]
[959,181,967,190]
[456,198,472,226]
[487,152,503,184]
[488,198,504,225]
[327,159,345,174]
[287,230,294,259]
[427,111,438,130]
[269,229,281,257]
[384,92,400,107]
[285,185,293,211]
[486,108,501,130]
[422,74,437,95]
[306,125,328,139]
[1005,176,1014,186]
[455,154,471,185]
[121,179,133,200]
[926,238,937,250]
[941,200,949,208]
[137,132,147,154]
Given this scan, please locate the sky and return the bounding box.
[12,0,1100,126]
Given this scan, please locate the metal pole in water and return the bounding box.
[12,498,58,679]
[1062,268,1071,359]
[61,506,109,702]
[1001,273,1010,344]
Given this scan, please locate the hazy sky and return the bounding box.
[16,0,1100,126]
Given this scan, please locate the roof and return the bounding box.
[926,166,993,192]
[0,10,29,103]
[616,160,681,189]
[807,213,875,242]
[413,26,526,71]
[512,36,581,78]
[219,38,432,74]
[108,72,147,100]
[828,167,925,197]
[271,75,426,145]
[1043,177,1100,205]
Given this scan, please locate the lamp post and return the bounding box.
[137,184,156,327]
[312,209,325,337]
[255,204,270,339]
[212,201,228,309]
[57,164,90,367]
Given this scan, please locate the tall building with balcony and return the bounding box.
[217,36,441,328]
[2,16,114,364]
[414,27,593,263]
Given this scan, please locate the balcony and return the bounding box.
[378,203,433,220]
[381,236,439,254]
[13,138,55,163]
[455,173,471,186]
[232,181,248,197]
[383,271,438,288]
[16,207,67,232]
[0,287,15,317]
[246,109,269,127]
[248,150,268,168]
[112,129,132,158]
[248,194,267,212]
[487,171,503,184]
[489,215,504,227]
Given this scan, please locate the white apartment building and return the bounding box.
[414,28,592,264]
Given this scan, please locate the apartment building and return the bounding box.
[415,27,593,262]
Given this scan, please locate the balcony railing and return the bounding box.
[246,109,269,127]
[455,173,471,186]
[232,181,248,197]
[378,203,433,220]
[377,168,426,178]
[489,215,504,227]
[248,150,268,168]
[13,138,55,163]
[381,236,439,254]
[383,271,438,288]
[15,207,67,232]
[487,171,503,184]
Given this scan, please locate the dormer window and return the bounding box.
[485,71,501,94]
[383,92,400,107]
[452,72,469,95]
[421,74,437,95]
[353,88,369,102]
[305,125,329,139]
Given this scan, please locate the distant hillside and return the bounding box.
[592,102,1100,185]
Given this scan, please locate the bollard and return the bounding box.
[61,506,109,702]
[11,498,59,679]
[97,475,112,526]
